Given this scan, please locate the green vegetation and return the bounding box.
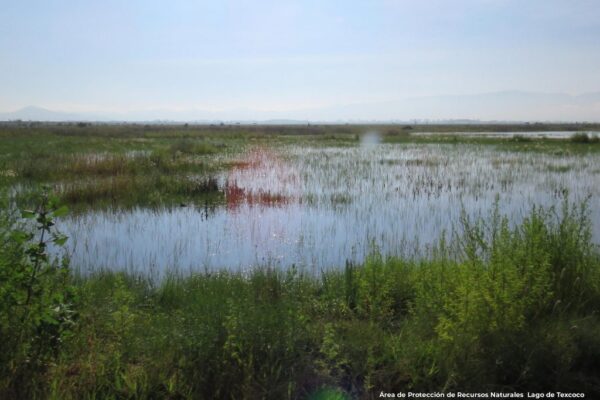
[1,123,600,210]
[0,193,76,399]
[570,132,600,144]
[1,123,600,398]
[1,194,599,398]
[0,128,233,209]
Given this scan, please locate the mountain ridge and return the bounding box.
[2,91,600,122]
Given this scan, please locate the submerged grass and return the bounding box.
[1,197,599,398]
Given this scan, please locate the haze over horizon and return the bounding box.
[2,0,600,121]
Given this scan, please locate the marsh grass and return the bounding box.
[6,140,229,209]
[2,197,599,398]
[57,175,222,208]
[2,124,600,211]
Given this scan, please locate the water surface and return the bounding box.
[59,143,600,276]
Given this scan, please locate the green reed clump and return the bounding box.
[1,196,599,398]
[2,131,231,209]
[57,175,222,208]
[396,197,600,392]
[570,132,600,144]
[10,148,224,209]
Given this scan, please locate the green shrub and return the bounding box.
[570,133,591,143]
[0,193,75,398]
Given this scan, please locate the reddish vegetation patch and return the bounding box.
[229,161,252,170]
[225,147,297,210]
[225,183,290,210]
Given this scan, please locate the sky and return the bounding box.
[1,0,600,119]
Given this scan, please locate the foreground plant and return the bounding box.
[0,193,75,398]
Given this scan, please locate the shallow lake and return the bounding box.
[58,143,600,276]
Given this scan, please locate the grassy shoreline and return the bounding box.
[1,197,599,399]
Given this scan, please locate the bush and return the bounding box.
[0,193,75,398]
[570,133,591,143]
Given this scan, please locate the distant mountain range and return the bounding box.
[2,91,600,122]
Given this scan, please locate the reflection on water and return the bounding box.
[58,144,600,276]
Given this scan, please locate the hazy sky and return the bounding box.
[1,0,599,115]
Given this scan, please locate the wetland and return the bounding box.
[2,123,600,399]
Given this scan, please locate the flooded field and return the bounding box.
[3,124,600,397]
[57,142,600,276]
